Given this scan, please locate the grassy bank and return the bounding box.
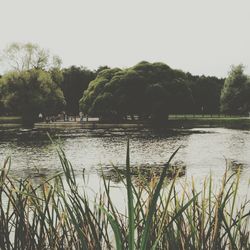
[0,116,22,124]
[0,116,22,129]
[34,114,250,129]
[0,144,249,249]
[167,115,250,129]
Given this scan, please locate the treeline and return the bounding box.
[80,61,224,122]
[0,66,97,123]
[1,43,250,124]
[0,62,225,123]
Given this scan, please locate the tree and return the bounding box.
[145,83,169,122]
[61,66,96,115]
[220,65,250,114]
[0,42,62,72]
[79,62,194,123]
[0,69,65,124]
[111,69,146,118]
[0,74,3,115]
[80,68,122,117]
[164,79,194,114]
[187,74,224,114]
[95,65,110,75]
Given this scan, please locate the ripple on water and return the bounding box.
[0,127,249,198]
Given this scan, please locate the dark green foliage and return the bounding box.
[95,65,110,75]
[80,62,194,122]
[0,69,65,124]
[0,57,245,120]
[80,68,122,119]
[220,65,250,114]
[186,73,224,114]
[61,66,96,115]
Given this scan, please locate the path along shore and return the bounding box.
[34,116,250,129]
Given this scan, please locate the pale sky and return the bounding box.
[0,0,249,77]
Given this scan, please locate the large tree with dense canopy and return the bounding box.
[79,61,194,122]
[0,69,65,124]
[220,65,250,114]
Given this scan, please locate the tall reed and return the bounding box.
[0,142,249,249]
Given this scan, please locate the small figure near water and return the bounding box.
[79,111,83,122]
[38,113,43,121]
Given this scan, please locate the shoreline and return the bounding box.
[33,117,250,129]
[1,116,250,130]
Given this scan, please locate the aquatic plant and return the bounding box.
[0,142,249,249]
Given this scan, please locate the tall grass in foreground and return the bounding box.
[0,142,249,250]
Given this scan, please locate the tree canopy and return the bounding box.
[220,65,250,114]
[61,66,96,115]
[0,42,62,72]
[187,74,224,114]
[0,41,237,122]
[0,69,65,123]
[80,61,194,122]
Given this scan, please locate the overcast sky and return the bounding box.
[0,0,249,77]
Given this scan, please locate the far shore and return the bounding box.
[34,115,250,130]
[1,115,250,130]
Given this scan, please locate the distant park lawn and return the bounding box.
[0,116,22,125]
[166,114,250,129]
[168,114,247,119]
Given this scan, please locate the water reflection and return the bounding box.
[0,127,249,195]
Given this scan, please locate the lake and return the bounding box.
[0,127,249,202]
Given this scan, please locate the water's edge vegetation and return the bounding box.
[0,141,249,249]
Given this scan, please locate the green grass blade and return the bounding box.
[126,139,135,250]
[140,147,180,250]
[100,207,123,250]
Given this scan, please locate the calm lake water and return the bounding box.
[0,127,249,201]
